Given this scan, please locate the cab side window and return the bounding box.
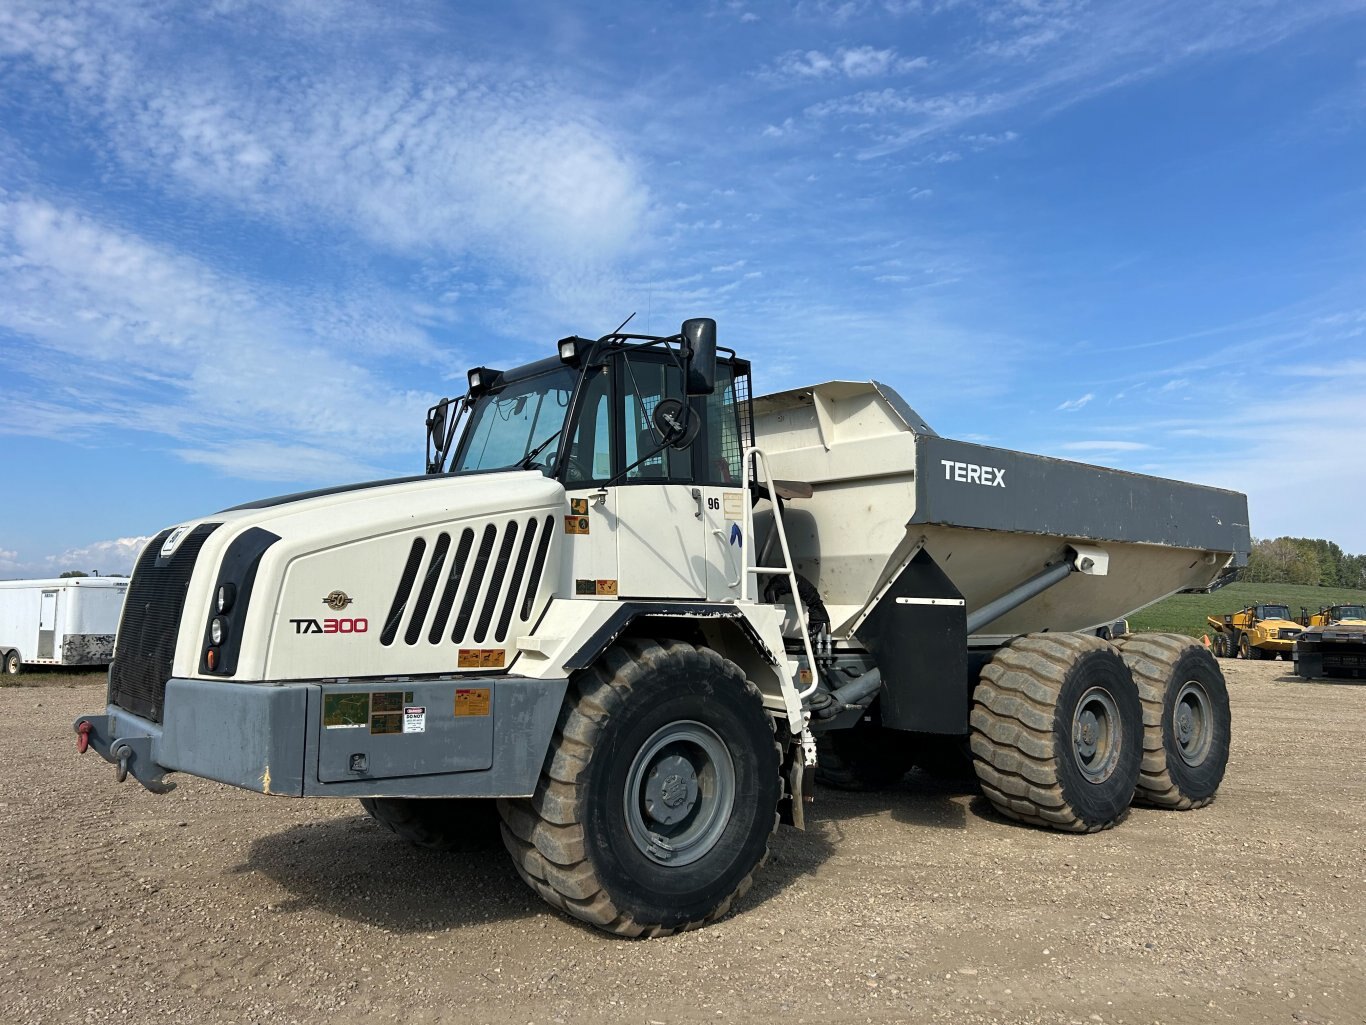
[703,364,742,485]
[564,365,610,486]
[622,355,686,481]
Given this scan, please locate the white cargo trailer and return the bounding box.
[0,577,128,673]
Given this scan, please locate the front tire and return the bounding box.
[1116,634,1231,809]
[971,633,1142,833]
[498,639,781,937]
[3,651,19,675]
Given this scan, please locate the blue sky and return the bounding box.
[2,0,1365,577]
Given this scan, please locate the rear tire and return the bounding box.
[498,639,781,937]
[360,797,499,852]
[970,633,1142,833]
[1115,634,1231,809]
[3,651,19,675]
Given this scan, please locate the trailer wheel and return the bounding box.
[814,715,915,790]
[498,638,780,937]
[359,797,499,852]
[2,651,19,675]
[1115,634,1230,809]
[970,633,1142,833]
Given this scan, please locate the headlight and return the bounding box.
[210,617,228,646]
[216,583,236,614]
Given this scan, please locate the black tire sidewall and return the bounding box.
[582,658,778,928]
[1051,648,1142,827]
[1160,648,1231,801]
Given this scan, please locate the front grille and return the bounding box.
[380,517,559,654]
[109,523,220,723]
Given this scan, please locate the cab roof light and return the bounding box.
[467,366,501,396]
[557,336,585,365]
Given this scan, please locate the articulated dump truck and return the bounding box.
[1294,604,1366,680]
[76,319,1251,936]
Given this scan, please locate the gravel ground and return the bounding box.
[2,657,1363,1025]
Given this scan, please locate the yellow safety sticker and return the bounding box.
[371,691,403,713]
[370,712,403,735]
[565,515,590,535]
[596,579,618,596]
[723,492,744,521]
[455,687,491,717]
[458,648,506,669]
[569,498,589,515]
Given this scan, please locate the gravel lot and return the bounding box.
[2,657,1363,1025]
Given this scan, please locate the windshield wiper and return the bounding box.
[518,429,563,470]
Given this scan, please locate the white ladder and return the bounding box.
[741,446,819,700]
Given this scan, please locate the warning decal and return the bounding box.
[455,688,491,717]
[458,648,506,669]
[565,515,590,535]
[403,706,426,734]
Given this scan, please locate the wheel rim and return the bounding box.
[1172,680,1214,767]
[624,720,735,867]
[1071,686,1122,784]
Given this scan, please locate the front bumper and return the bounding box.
[75,675,567,798]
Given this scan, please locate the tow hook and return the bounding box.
[75,720,92,754]
[111,742,132,784]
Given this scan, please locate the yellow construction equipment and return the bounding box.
[1207,603,1302,661]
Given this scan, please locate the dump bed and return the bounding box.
[753,381,1250,641]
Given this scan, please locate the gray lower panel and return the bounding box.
[303,677,568,798]
[158,679,310,795]
[104,675,568,799]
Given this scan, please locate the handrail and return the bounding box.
[742,446,819,700]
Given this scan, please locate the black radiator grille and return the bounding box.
[109,523,221,723]
[378,517,558,651]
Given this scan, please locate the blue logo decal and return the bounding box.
[729,523,743,548]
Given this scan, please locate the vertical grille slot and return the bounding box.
[521,514,555,621]
[428,527,475,643]
[496,518,540,642]
[108,523,220,724]
[475,521,519,643]
[405,532,450,645]
[452,524,498,642]
[380,537,427,646]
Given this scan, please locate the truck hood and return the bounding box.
[143,470,567,682]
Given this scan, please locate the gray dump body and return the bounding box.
[753,381,1250,642]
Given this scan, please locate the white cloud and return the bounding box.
[765,46,929,82]
[1057,393,1094,411]
[0,0,651,306]
[0,536,151,579]
[0,195,430,479]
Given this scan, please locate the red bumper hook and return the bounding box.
[75,720,92,755]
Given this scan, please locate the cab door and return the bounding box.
[613,355,707,599]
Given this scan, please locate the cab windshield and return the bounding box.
[1258,605,1292,621]
[1334,606,1366,621]
[453,366,577,474]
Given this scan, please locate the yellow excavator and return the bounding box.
[1207,603,1302,661]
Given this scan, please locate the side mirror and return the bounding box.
[427,398,449,447]
[426,398,451,473]
[681,317,717,396]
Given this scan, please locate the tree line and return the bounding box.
[1241,537,1366,589]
